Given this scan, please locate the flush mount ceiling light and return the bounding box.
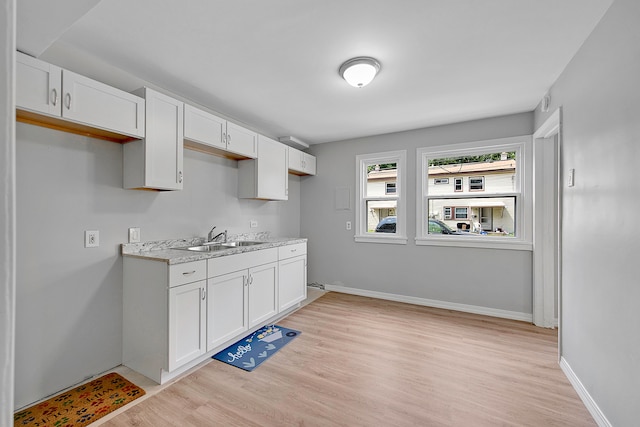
[339,57,381,88]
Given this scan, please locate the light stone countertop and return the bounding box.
[121,232,307,265]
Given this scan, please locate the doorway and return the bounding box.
[532,108,561,330]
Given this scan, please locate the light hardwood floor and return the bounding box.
[100,291,595,426]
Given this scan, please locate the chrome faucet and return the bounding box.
[207,226,227,243]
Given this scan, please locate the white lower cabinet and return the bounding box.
[123,243,305,384]
[169,280,206,371]
[206,270,248,350]
[207,249,278,351]
[278,243,308,311]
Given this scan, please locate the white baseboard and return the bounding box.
[559,357,611,427]
[324,285,532,322]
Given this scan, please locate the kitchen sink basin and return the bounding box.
[174,241,265,252]
[221,241,265,247]
[175,244,229,252]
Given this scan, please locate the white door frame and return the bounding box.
[1,0,17,422]
[532,108,562,329]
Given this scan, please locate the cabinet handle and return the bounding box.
[182,270,196,276]
[227,133,231,144]
[202,288,206,300]
[291,249,297,253]
[178,171,183,183]
[65,93,71,109]
[222,132,227,144]
[51,88,58,106]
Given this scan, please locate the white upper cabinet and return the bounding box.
[288,146,316,176]
[16,52,62,116]
[238,135,288,200]
[124,88,184,191]
[16,52,145,141]
[183,104,226,151]
[183,104,257,159]
[226,121,257,159]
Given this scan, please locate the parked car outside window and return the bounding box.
[375,216,473,235]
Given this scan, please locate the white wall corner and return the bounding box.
[559,357,611,427]
[324,285,532,322]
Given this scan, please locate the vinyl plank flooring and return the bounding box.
[100,292,595,426]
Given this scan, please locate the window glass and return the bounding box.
[356,151,407,244]
[417,139,527,247]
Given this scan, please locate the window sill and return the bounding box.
[355,235,408,245]
[415,237,532,251]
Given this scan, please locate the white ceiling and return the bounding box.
[17,0,613,144]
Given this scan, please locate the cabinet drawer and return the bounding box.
[278,243,307,260]
[208,248,278,278]
[169,260,207,287]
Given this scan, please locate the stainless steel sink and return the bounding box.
[221,241,265,247]
[175,244,229,252]
[174,241,265,252]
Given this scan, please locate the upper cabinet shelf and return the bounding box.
[184,104,257,160]
[16,52,145,142]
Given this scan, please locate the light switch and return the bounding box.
[568,168,575,187]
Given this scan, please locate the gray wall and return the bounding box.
[534,0,639,424]
[302,113,534,315]
[15,123,301,408]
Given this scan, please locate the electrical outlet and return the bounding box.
[250,220,258,228]
[128,227,141,243]
[85,230,99,248]
[346,221,352,230]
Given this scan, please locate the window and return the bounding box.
[434,178,449,185]
[355,150,407,244]
[385,182,397,194]
[454,177,463,192]
[443,206,452,219]
[469,176,485,191]
[454,207,468,219]
[416,136,532,250]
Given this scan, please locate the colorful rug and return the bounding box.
[213,324,301,371]
[14,372,145,427]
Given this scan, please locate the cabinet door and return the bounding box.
[184,104,226,150]
[248,262,278,328]
[278,255,307,311]
[226,121,257,159]
[168,280,206,371]
[61,70,145,138]
[207,270,248,351]
[287,146,304,172]
[238,135,288,200]
[16,52,62,116]
[258,136,288,200]
[302,153,317,175]
[138,88,184,190]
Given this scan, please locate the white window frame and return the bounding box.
[355,150,407,244]
[416,136,533,250]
